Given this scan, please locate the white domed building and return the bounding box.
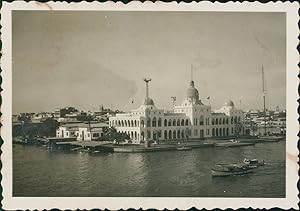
[109,79,245,143]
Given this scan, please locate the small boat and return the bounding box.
[211,163,253,177]
[176,146,192,151]
[260,136,283,142]
[214,139,255,147]
[243,158,264,168]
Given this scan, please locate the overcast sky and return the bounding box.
[12,11,286,114]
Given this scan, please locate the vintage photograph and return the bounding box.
[1,1,299,210]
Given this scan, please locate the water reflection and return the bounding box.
[13,141,285,197]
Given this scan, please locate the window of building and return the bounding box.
[158,118,162,127]
[93,133,99,137]
[200,116,204,125]
[152,117,157,127]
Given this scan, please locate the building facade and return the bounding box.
[109,79,245,143]
[56,122,108,141]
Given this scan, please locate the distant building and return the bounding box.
[109,79,245,144]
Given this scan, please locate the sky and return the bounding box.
[12,11,286,114]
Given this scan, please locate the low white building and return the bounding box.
[109,79,245,143]
[56,122,108,141]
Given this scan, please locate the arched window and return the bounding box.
[185,119,189,126]
[147,118,151,127]
[200,116,204,125]
[173,119,176,126]
[169,130,172,139]
[141,120,145,127]
[182,130,185,138]
[152,117,157,127]
[164,130,168,139]
[158,118,162,127]
[131,131,133,138]
[164,119,168,127]
[226,128,229,136]
[177,130,181,138]
[219,128,222,136]
[212,128,215,136]
[168,119,172,126]
[181,119,185,126]
[226,118,229,124]
[177,119,180,126]
[141,131,145,140]
[173,130,177,139]
[147,130,151,139]
[234,116,237,123]
[231,117,233,124]
[216,128,219,136]
[223,128,225,136]
[212,118,215,125]
[223,118,225,124]
[216,119,219,125]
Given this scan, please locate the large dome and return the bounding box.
[143,98,155,106]
[224,100,234,107]
[186,81,200,102]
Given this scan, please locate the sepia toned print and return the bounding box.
[1,1,299,210]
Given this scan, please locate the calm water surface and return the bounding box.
[13,141,285,197]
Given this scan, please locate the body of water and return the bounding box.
[13,141,285,197]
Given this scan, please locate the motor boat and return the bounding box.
[211,163,253,177]
[243,158,265,168]
[176,146,192,151]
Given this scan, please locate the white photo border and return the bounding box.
[1,1,299,210]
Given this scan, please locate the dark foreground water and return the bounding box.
[13,141,285,197]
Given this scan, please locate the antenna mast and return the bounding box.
[143,78,152,142]
[191,64,194,81]
[262,66,267,136]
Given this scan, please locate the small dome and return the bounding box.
[144,98,155,106]
[224,100,234,107]
[186,81,200,102]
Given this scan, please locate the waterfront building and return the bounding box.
[109,78,245,143]
[56,122,108,141]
